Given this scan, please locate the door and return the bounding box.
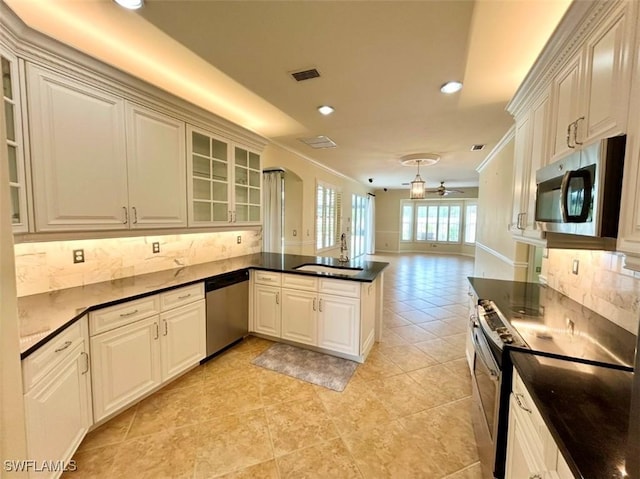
[26,64,129,231]
[233,145,261,224]
[24,343,92,478]
[551,53,582,161]
[126,103,187,228]
[317,294,360,355]
[90,316,161,422]
[160,300,205,382]
[511,114,531,234]
[281,289,317,346]
[253,284,281,337]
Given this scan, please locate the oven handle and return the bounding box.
[472,325,500,379]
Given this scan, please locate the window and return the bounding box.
[316,181,342,251]
[351,194,368,258]
[464,203,477,244]
[401,200,476,244]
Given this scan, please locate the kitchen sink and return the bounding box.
[294,264,363,276]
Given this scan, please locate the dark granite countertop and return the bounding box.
[18,252,388,358]
[511,351,634,479]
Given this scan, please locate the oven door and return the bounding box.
[470,322,502,479]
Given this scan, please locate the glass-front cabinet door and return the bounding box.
[233,146,261,224]
[187,125,231,225]
[2,50,28,233]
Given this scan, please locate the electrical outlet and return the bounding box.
[152,242,160,254]
[237,235,242,244]
[73,249,85,264]
[572,259,579,275]
[293,229,297,237]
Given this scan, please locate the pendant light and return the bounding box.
[409,160,426,199]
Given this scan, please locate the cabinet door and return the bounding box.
[505,395,546,479]
[253,284,281,337]
[24,343,92,479]
[90,316,161,423]
[1,50,29,233]
[550,54,582,161]
[582,3,631,143]
[317,294,360,355]
[187,125,231,226]
[26,64,129,231]
[281,289,317,346]
[160,300,206,382]
[126,103,187,228]
[233,145,261,224]
[511,114,531,235]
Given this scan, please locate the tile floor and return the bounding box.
[65,253,481,479]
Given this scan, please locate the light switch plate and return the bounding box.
[73,249,85,264]
[572,259,579,275]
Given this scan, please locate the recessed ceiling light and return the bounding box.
[318,105,335,116]
[114,0,144,10]
[440,81,463,94]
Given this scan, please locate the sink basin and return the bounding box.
[294,264,363,276]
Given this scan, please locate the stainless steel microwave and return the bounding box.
[535,135,626,246]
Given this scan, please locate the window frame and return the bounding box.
[400,199,476,245]
[315,180,342,253]
[464,202,478,245]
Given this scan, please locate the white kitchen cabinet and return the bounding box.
[281,288,317,345]
[317,294,360,356]
[125,103,187,228]
[160,300,206,382]
[510,114,531,237]
[90,315,162,423]
[253,284,281,337]
[2,49,29,233]
[23,319,92,479]
[27,63,129,231]
[187,125,261,226]
[549,1,633,162]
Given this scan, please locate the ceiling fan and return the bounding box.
[428,181,464,196]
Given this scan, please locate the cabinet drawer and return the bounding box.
[282,273,318,292]
[318,278,361,298]
[22,319,85,393]
[512,370,546,447]
[89,295,160,336]
[160,283,204,311]
[253,270,282,286]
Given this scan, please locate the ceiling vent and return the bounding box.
[290,68,320,82]
[298,135,337,149]
[471,144,485,151]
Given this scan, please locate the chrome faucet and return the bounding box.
[338,233,349,262]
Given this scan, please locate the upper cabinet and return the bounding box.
[549,1,633,162]
[2,49,29,233]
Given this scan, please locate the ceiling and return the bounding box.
[5,0,571,190]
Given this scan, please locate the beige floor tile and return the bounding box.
[441,318,469,334]
[216,460,279,479]
[414,338,466,362]
[398,309,438,324]
[442,357,472,379]
[113,425,200,479]
[195,410,274,478]
[265,396,339,456]
[352,349,404,381]
[444,462,484,479]
[389,324,439,343]
[408,364,471,404]
[378,328,410,348]
[382,311,412,328]
[343,420,446,478]
[417,320,459,337]
[386,301,414,313]
[259,369,316,406]
[78,405,136,451]
[201,375,264,419]
[378,344,438,372]
[163,365,205,391]
[442,332,468,348]
[277,438,362,479]
[127,385,203,438]
[398,398,479,476]
[63,444,119,479]
[366,374,434,418]
[231,336,275,355]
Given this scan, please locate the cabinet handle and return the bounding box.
[516,212,526,230]
[163,319,168,336]
[132,206,138,224]
[54,340,72,353]
[529,475,542,479]
[514,392,532,414]
[566,122,575,149]
[81,351,89,375]
[119,309,139,318]
[154,322,159,340]
[313,298,317,311]
[574,116,585,146]
[122,206,128,224]
[178,294,191,300]
[276,292,280,305]
[319,299,323,312]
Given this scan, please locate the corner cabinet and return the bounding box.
[187,125,261,227]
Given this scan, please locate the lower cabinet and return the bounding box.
[316,294,360,355]
[253,284,281,337]
[506,369,574,479]
[281,289,317,345]
[22,319,92,479]
[89,284,205,423]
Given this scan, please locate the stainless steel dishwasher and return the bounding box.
[205,269,249,358]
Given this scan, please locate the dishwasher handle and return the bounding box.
[205,269,249,292]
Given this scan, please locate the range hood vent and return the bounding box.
[290,68,320,82]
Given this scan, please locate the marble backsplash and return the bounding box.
[14,230,262,297]
[541,249,640,334]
